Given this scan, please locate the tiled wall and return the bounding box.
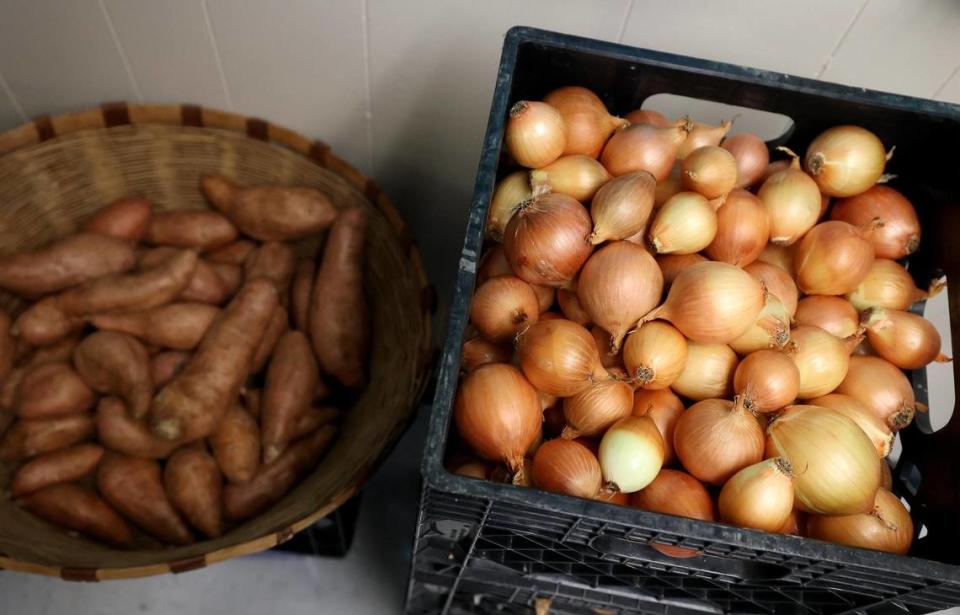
[0,0,957,309]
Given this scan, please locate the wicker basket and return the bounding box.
[0,103,433,580]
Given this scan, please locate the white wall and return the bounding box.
[0,0,958,308]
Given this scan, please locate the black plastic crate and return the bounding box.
[406,26,960,615]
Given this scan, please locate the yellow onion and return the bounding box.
[531,438,602,499]
[819,194,831,220]
[537,389,558,412]
[676,119,732,159]
[487,171,531,241]
[733,349,800,413]
[503,193,593,287]
[588,172,656,244]
[647,192,718,254]
[809,393,894,457]
[831,186,920,259]
[454,363,542,473]
[835,356,919,431]
[790,325,857,399]
[777,509,806,536]
[543,86,626,158]
[461,336,513,372]
[631,388,685,465]
[453,461,490,480]
[880,460,893,490]
[704,189,770,266]
[476,246,554,313]
[655,163,683,207]
[681,145,738,199]
[624,108,673,127]
[794,221,875,295]
[562,376,634,438]
[657,253,707,289]
[722,133,770,188]
[794,295,860,338]
[623,321,688,390]
[577,242,663,352]
[744,260,798,317]
[601,122,688,180]
[757,159,792,188]
[631,469,715,521]
[644,261,765,343]
[766,405,880,514]
[758,152,821,246]
[807,488,912,554]
[671,342,738,401]
[557,287,592,326]
[598,416,665,493]
[719,458,795,532]
[861,307,948,369]
[591,326,623,369]
[505,100,566,168]
[674,398,764,485]
[517,319,605,397]
[530,155,611,202]
[756,243,795,275]
[469,275,540,342]
[846,259,931,311]
[804,125,888,197]
[729,293,793,355]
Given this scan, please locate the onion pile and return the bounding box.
[450,93,936,557]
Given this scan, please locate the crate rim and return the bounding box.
[423,24,960,588]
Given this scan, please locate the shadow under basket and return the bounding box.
[0,103,433,580]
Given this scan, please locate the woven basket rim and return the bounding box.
[0,102,434,580]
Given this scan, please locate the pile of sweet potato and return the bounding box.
[0,175,370,547]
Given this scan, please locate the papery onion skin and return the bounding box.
[577,241,663,352]
[671,342,738,401]
[756,243,795,275]
[756,159,791,189]
[476,246,513,283]
[705,189,770,267]
[531,438,603,499]
[744,260,798,317]
[719,457,795,532]
[789,325,854,399]
[631,469,715,521]
[734,349,800,414]
[454,363,542,472]
[674,398,764,485]
[794,295,860,338]
[804,125,887,197]
[469,275,540,342]
[632,388,685,465]
[461,336,513,372]
[487,171,531,241]
[648,192,718,255]
[728,293,793,355]
[677,119,732,160]
[531,155,611,202]
[809,393,894,458]
[777,509,806,536]
[681,145,738,199]
[557,288,592,326]
[794,221,875,295]
[601,123,688,180]
[623,321,688,390]
[846,259,928,311]
[505,101,566,168]
[544,86,625,158]
[599,416,665,493]
[835,356,918,431]
[655,163,683,208]
[861,307,947,370]
[831,186,920,259]
[880,460,893,490]
[503,193,593,288]
[453,461,490,480]
[517,319,605,397]
[657,253,707,289]
[625,109,673,127]
[723,133,770,189]
[588,172,656,244]
[807,488,913,555]
[758,157,822,246]
[766,405,880,514]
[562,377,634,438]
[591,326,623,369]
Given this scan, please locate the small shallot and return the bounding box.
[517,319,605,397]
[804,125,888,197]
[794,221,874,295]
[623,321,688,390]
[531,438,602,498]
[670,341,738,401]
[861,307,949,369]
[722,133,770,188]
[681,145,738,199]
[673,398,764,485]
[530,155,611,202]
[647,192,718,254]
[758,151,822,246]
[719,458,795,532]
[733,350,800,414]
[601,122,689,180]
[588,172,656,244]
[505,101,566,168]
[503,193,593,287]
[831,185,920,259]
[543,86,625,158]
[790,325,858,399]
[705,189,770,266]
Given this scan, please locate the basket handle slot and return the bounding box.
[589,535,791,582]
[637,93,795,144]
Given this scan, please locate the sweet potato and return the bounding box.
[262,331,318,463]
[206,239,257,266]
[96,397,180,459]
[223,425,337,521]
[250,305,288,374]
[10,443,104,497]
[0,368,22,410]
[290,258,315,332]
[0,233,136,299]
[140,247,228,305]
[15,362,95,418]
[242,388,262,419]
[144,210,238,251]
[150,351,190,389]
[210,405,260,484]
[0,310,13,386]
[201,175,338,241]
[18,483,134,547]
[164,446,222,538]
[208,261,242,298]
[244,242,296,299]
[82,197,153,241]
[149,279,279,441]
[308,208,369,387]
[14,249,198,345]
[291,406,340,440]
[313,378,331,402]
[0,409,13,437]
[91,303,219,351]
[0,414,94,460]
[20,332,84,369]
[97,453,193,545]
[74,331,153,419]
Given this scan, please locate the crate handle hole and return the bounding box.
[913,283,955,434]
[638,93,794,143]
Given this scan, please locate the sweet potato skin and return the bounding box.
[308,208,370,387]
[149,279,279,441]
[261,331,318,463]
[206,239,257,266]
[97,453,193,545]
[10,443,104,497]
[144,210,238,250]
[290,258,315,332]
[208,261,242,298]
[83,197,153,241]
[73,331,153,419]
[0,310,14,386]
[250,305,288,374]
[15,362,95,418]
[18,482,134,547]
[291,406,340,440]
[141,248,228,305]
[96,397,180,459]
[91,303,219,351]
[210,405,260,484]
[150,351,190,389]
[164,446,223,538]
[0,413,94,460]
